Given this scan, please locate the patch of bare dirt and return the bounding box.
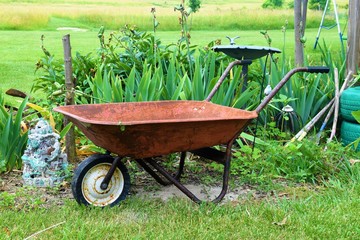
[134,183,258,203]
[0,169,266,209]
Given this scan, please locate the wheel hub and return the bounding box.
[82,163,124,206]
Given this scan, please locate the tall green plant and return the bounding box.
[34,26,259,118]
[259,57,332,128]
[174,0,201,80]
[0,94,28,172]
[318,40,346,82]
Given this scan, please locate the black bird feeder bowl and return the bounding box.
[212,36,281,92]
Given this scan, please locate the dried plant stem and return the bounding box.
[316,104,335,144]
[24,221,66,240]
[327,68,340,144]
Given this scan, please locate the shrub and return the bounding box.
[262,0,284,9]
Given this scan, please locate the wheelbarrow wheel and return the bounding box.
[71,154,130,207]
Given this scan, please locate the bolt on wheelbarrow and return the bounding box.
[54,61,329,207]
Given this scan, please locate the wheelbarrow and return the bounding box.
[54,61,329,207]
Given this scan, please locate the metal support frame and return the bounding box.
[137,139,235,204]
[135,159,172,186]
[135,152,187,186]
[240,60,252,93]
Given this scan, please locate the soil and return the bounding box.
[0,170,72,209]
[0,167,266,208]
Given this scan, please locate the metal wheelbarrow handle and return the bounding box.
[205,60,330,106]
[205,60,244,102]
[306,66,330,74]
[255,66,330,113]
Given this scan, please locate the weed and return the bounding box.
[0,191,16,209]
[0,187,46,211]
[230,138,360,186]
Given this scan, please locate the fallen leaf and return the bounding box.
[3,227,11,236]
[349,159,360,165]
[60,181,70,188]
[272,216,287,226]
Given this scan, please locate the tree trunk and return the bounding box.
[294,0,308,66]
[62,34,77,163]
[346,0,360,76]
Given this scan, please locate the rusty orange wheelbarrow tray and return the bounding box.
[54,61,329,207]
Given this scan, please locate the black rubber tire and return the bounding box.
[340,86,360,123]
[341,120,360,151]
[71,154,131,207]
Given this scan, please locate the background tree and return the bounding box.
[294,0,308,66]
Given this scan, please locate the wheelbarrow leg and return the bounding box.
[174,152,186,180]
[212,139,232,204]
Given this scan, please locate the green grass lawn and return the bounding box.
[1,183,359,239]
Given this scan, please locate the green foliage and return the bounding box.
[258,56,332,129]
[353,110,360,123]
[0,187,48,211]
[33,50,95,106]
[350,110,360,150]
[309,0,327,10]
[0,93,28,172]
[262,0,284,9]
[318,40,346,81]
[287,0,327,9]
[188,0,201,13]
[0,90,4,107]
[33,26,258,108]
[231,138,360,185]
